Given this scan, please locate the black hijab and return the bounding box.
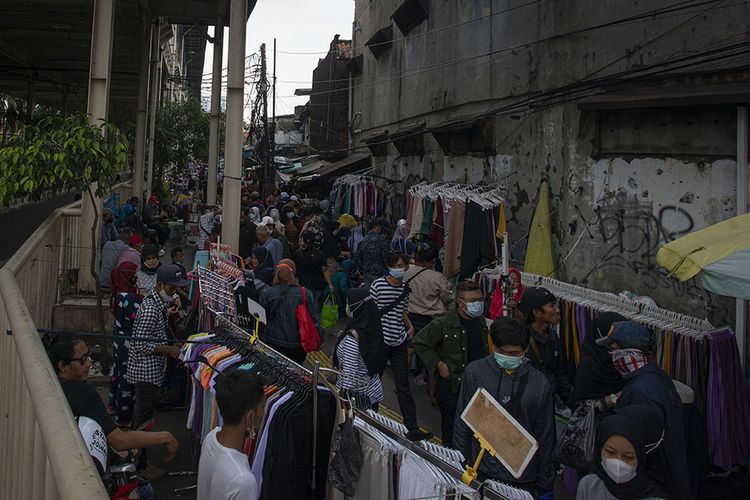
[339,287,387,377]
[140,244,161,276]
[593,405,666,499]
[572,312,626,402]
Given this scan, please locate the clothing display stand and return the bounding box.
[406,181,507,279]
[353,409,517,500]
[478,266,750,473]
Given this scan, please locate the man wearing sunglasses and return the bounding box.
[52,339,179,463]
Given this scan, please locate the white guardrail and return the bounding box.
[0,182,132,499]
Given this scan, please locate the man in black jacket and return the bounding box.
[454,317,555,493]
[517,287,572,406]
[238,207,257,259]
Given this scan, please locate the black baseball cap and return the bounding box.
[157,264,190,287]
[517,287,557,316]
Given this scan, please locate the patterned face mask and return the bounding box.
[610,348,648,376]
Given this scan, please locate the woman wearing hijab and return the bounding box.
[391,218,416,256]
[250,246,275,286]
[259,259,322,365]
[108,260,142,426]
[249,206,262,225]
[577,405,666,499]
[572,312,627,404]
[333,288,387,410]
[268,208,285,234]
[136,243,161,294]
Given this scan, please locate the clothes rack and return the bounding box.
[477,266,750,470]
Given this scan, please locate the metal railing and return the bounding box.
[0,181,134,499]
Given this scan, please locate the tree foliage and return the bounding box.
[0,113,129,208]
[153,99,221,197]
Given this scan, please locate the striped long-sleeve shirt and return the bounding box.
[369,277,409,347]
[335,333,383,406]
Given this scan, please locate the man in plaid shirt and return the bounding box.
[127,264,188,474]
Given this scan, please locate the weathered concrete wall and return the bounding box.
[351,0,750,325]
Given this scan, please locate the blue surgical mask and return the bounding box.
[466,301,485,319]
[389,267,406,279]
[494,352,524,371]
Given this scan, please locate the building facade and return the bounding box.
[351,0,750,324]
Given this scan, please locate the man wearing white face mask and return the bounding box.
[454,317,555,494]
[413,281,488,447]
[596,321,690,499]
[128,264,187,476]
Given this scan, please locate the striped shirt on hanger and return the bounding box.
[369,277,409,346]
[335,333,384,406]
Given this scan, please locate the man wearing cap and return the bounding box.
[517,287,572,406]
[142,195,169,249]
[354,220,390,284]
[117,234,145,270]
[597,321,690,498]
[127,264,186,474]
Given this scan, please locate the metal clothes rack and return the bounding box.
[409,181,506,210]
[354,409,506,500]
[479,266,715,339]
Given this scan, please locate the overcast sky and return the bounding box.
[202,0,354,119]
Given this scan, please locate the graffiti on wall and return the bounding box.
[575,194,729,324]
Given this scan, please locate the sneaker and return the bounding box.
[158,248,166,257]
[405,429,433,442]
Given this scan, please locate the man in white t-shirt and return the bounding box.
[197,369,266,500]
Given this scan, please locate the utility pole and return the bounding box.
[260,43,270,197]
[272,38,277,157]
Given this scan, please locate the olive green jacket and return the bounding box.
[413,309,489,394]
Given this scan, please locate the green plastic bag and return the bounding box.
[321,292,338,330]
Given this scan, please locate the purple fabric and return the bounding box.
[562,466,578,496]
[707,327,750,469]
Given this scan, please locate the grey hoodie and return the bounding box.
[453,356,556,490]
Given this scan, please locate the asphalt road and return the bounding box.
[0,193,77,266]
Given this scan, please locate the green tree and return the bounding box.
[153,99,221,198]
[0,113,129,343]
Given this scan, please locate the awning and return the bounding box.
[295,160,326,175]
[656,213,750,300]
[315,153,371,177]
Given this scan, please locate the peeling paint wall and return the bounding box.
[351,0,749,325]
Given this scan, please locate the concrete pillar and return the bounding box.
[79,0,115,293]
[133,20,151,201]
[737,105,748,369]
[207,21,223,206]
[145,20,161,201]
[221,0,246,251]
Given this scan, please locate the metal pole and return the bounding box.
[272,38,276,159]
[737,105,748,370]
[133,19,151,200]
[260,43,270,196]
[79,0,114,293]
[146,20,161,201]
[221,0,247,250]
[348,23,356,152]
[207,21,224,205]
[311,360,320,491]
